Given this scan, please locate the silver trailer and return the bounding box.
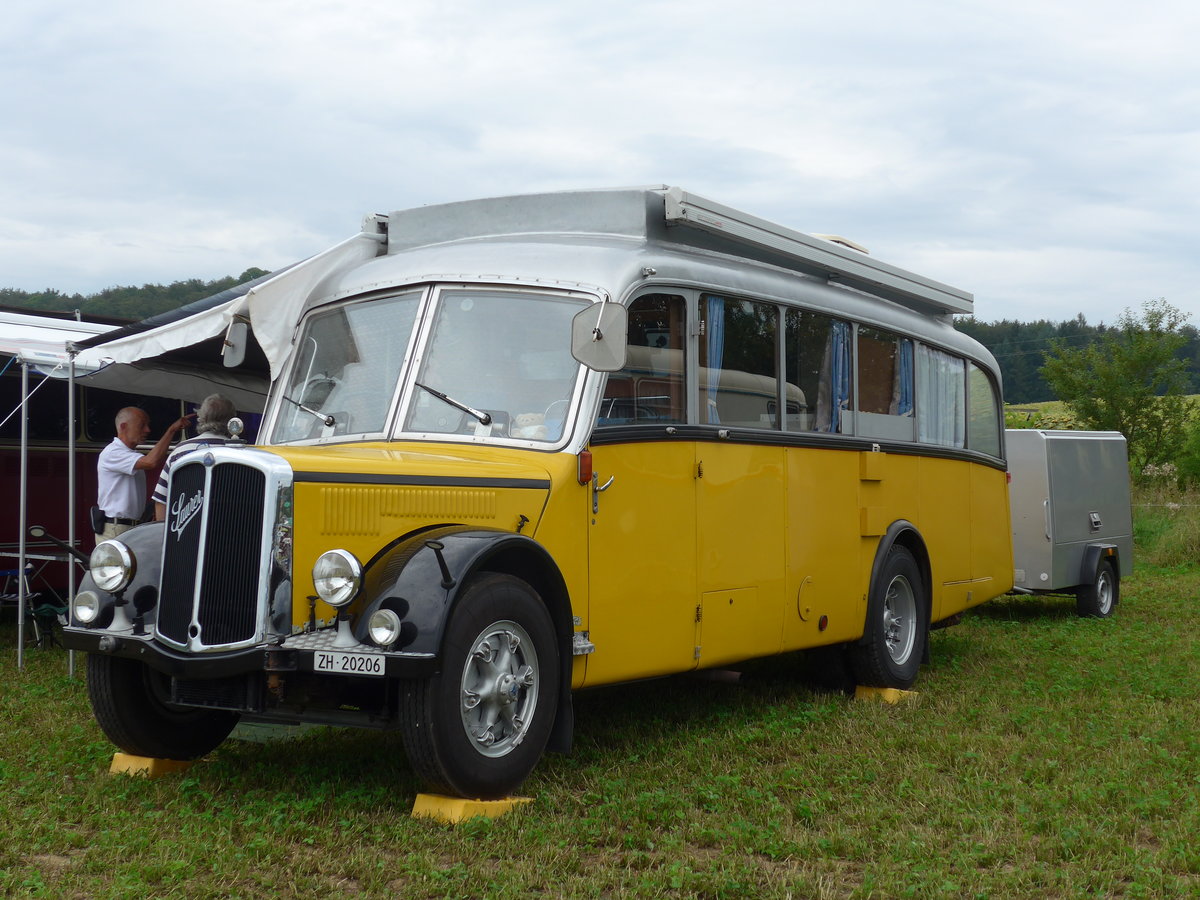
[1007,429,1133,617]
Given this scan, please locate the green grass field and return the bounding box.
[3,559,1198,897]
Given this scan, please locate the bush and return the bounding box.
[1005,408,1081,430]
[1132,479,1200,567]
[1176,420,1200,487]
[1040,299,1196,471]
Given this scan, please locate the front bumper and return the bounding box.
[61,626,438,679]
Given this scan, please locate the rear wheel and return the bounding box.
[86,654,239,759]
[848,545,927,689]
[1076,558,1118,618]
[401,573,559,799]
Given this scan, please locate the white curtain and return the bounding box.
[916,345,965,447]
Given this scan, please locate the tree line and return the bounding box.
[0,269,269,323]
[957,313,1200,403]
[4,276,1197,407]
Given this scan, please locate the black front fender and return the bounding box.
[74,522,166,627]
[353,526,567,659]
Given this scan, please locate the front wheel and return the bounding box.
[86,654,239,759]
[1077,558,1118,618]
[848,545,927,689]
[401,573,559,799]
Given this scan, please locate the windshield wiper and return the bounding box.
[415,382,491,426]
[280,394,335,427]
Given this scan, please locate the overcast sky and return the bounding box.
[3,0,1198,326]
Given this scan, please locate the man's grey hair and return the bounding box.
[196,394,237,436]
[114,406,146,431]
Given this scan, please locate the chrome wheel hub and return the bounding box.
[1096,572,1113,614]
[459,619,539,757]
[883,575,917,665]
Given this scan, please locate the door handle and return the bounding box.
[592,473,615,514]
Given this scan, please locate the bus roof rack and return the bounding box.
[382,185,973,318]
[662,187,973,317]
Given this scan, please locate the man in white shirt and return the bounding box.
[153,394,238,522]
[96,406,193,539]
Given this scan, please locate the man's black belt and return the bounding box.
[104,516,138,526]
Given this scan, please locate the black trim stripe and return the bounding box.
[589,425,1008,472]
[293,471,550,489]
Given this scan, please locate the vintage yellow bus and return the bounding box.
[65,187,1012,799]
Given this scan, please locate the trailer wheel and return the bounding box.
[1077,558,1118,618]
[401,573,558,799]
[848,545,927,689]
[86,654,239,760]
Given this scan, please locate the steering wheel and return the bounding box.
[543,399,570,422]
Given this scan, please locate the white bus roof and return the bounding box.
[379,186,973,317]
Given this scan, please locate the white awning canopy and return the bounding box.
[0,311,116,373]
[70,230,384,410]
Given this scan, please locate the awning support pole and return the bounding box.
[17,361,28,669]
[68,353,77,677]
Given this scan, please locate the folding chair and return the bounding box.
[0,565,63,649]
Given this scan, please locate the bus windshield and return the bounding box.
[403,288,589,444]
[270,290,420,443]
[270,286,589,446]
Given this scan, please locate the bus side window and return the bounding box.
[598,294,686,426]
[698,295,779,429]
[0,372,77,443]
[966,362,1002,457]
[855,327,915,441]
[916,345,965,448]
[784,309,847,433]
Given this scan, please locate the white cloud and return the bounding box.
[1,0,1198,325]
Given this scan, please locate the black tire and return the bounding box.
[848,545,927,689]
[1076,558,1118,618]
[86,654,239,760]
[401,573,559,799]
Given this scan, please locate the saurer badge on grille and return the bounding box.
[170,489,204,540]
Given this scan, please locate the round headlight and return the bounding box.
[312,549,362,607]
[73,590,102,625]
[90,541,135,593]
[368,608,403,647]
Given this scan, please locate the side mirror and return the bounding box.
[571,303,627,372]
[223,318,249,368]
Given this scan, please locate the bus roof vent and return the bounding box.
[811,234,870,254]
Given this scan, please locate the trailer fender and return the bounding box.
[1079,543,1120,585]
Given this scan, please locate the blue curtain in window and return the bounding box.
[897,339,914,415]
[706,295,724,424]
[829,320,850,433]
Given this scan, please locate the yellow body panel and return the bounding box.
[969,464,1016,605]
[695,444,787,666]
[782,447,865,648]
[271,443,557,627]
[267,437,1012,689]
[584,442,699,684]
[579,442,1012,686]
[918,457,974,620]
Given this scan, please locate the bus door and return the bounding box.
[693,294,788,666]
[583,441,699,684]
[693,442,787,667]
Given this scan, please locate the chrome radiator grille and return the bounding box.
[158,457,270,649]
